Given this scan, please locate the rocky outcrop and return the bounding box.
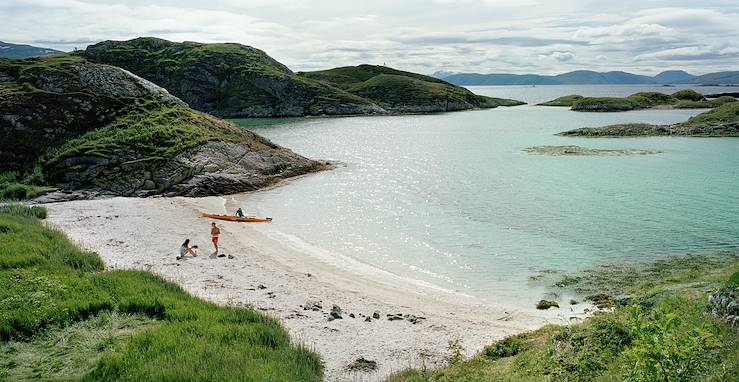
[0,56,182,171]
[709,288,739,326]
[49,141,325,197]
[2,55,325,198]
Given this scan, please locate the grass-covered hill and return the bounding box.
[82,37,523,117]
[0,204,323,381]
[83,37,382,118]
[540,90,735,112]
[0,54,321,199]
[299,64,524,112]
[559,102,739,137]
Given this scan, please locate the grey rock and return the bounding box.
[406,315,426,324]
[304,300,322,311]
[330,305,343,319]
[709,287,739,326]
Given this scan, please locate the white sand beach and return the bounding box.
[45,195,591,381]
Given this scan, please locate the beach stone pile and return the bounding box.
[709,287,739,326]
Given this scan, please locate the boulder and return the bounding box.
[330,305,343,319]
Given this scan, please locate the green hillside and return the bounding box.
[300,64,524,112]
[82,38,523,117]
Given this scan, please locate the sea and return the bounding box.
[230,85,739,306]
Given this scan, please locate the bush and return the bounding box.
[621,297,721,382]
[0,183,32,200]
[484,334,528,359]
[672,89,705,101]
[727,271,739,288]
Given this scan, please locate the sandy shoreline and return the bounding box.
[45,196,588,381]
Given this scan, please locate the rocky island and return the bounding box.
[540,90,736,112]
[82,37,523,118]
[0,54,323,199]
[558,102,739,137]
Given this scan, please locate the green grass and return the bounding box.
[683,101,739,125]
[538,95,583,106]
[0,205,323,381]
[571,97,639,111]
[41,101,269,177]
[386,255,739,382]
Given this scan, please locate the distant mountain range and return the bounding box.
[0,41,62,59]
[434,70,739,86]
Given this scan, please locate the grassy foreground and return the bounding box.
[386,254,739,382]
[0,204,322,381]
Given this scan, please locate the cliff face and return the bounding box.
[83,38,383,118]
[82,38,523,117]
[0,55,322,197]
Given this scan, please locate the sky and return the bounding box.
[1,0,738,75]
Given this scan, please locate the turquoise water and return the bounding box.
[233,85,739,305]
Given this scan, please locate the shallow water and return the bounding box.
[231,85,739,306]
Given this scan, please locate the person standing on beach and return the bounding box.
[210,222,221,255]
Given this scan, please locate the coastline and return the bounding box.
[44,195,590,381]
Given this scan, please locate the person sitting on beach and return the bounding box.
[211,222,221,255]
[235,208,244,218]
[177,239,198,260]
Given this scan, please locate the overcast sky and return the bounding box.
[2,0,738,75]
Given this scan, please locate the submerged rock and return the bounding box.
[523,145,661,156]
[536,299,560,310]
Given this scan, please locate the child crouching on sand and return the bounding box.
[177,239,198,260]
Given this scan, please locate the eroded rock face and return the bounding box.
[50,141,324,197]
[0,58,183,171]
[709,288,739,327]
[3,56,325,199]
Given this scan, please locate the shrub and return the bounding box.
[484,334,528,359]
[622,297,721,382]
[727,271,739,288]
[672,89,705,101]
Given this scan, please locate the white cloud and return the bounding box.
[0,0,737,75]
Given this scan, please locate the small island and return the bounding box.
[523,145,661,156]
[539,90,736,112]
[558,102,739,137]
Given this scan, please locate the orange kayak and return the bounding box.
[201,212,272,223]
